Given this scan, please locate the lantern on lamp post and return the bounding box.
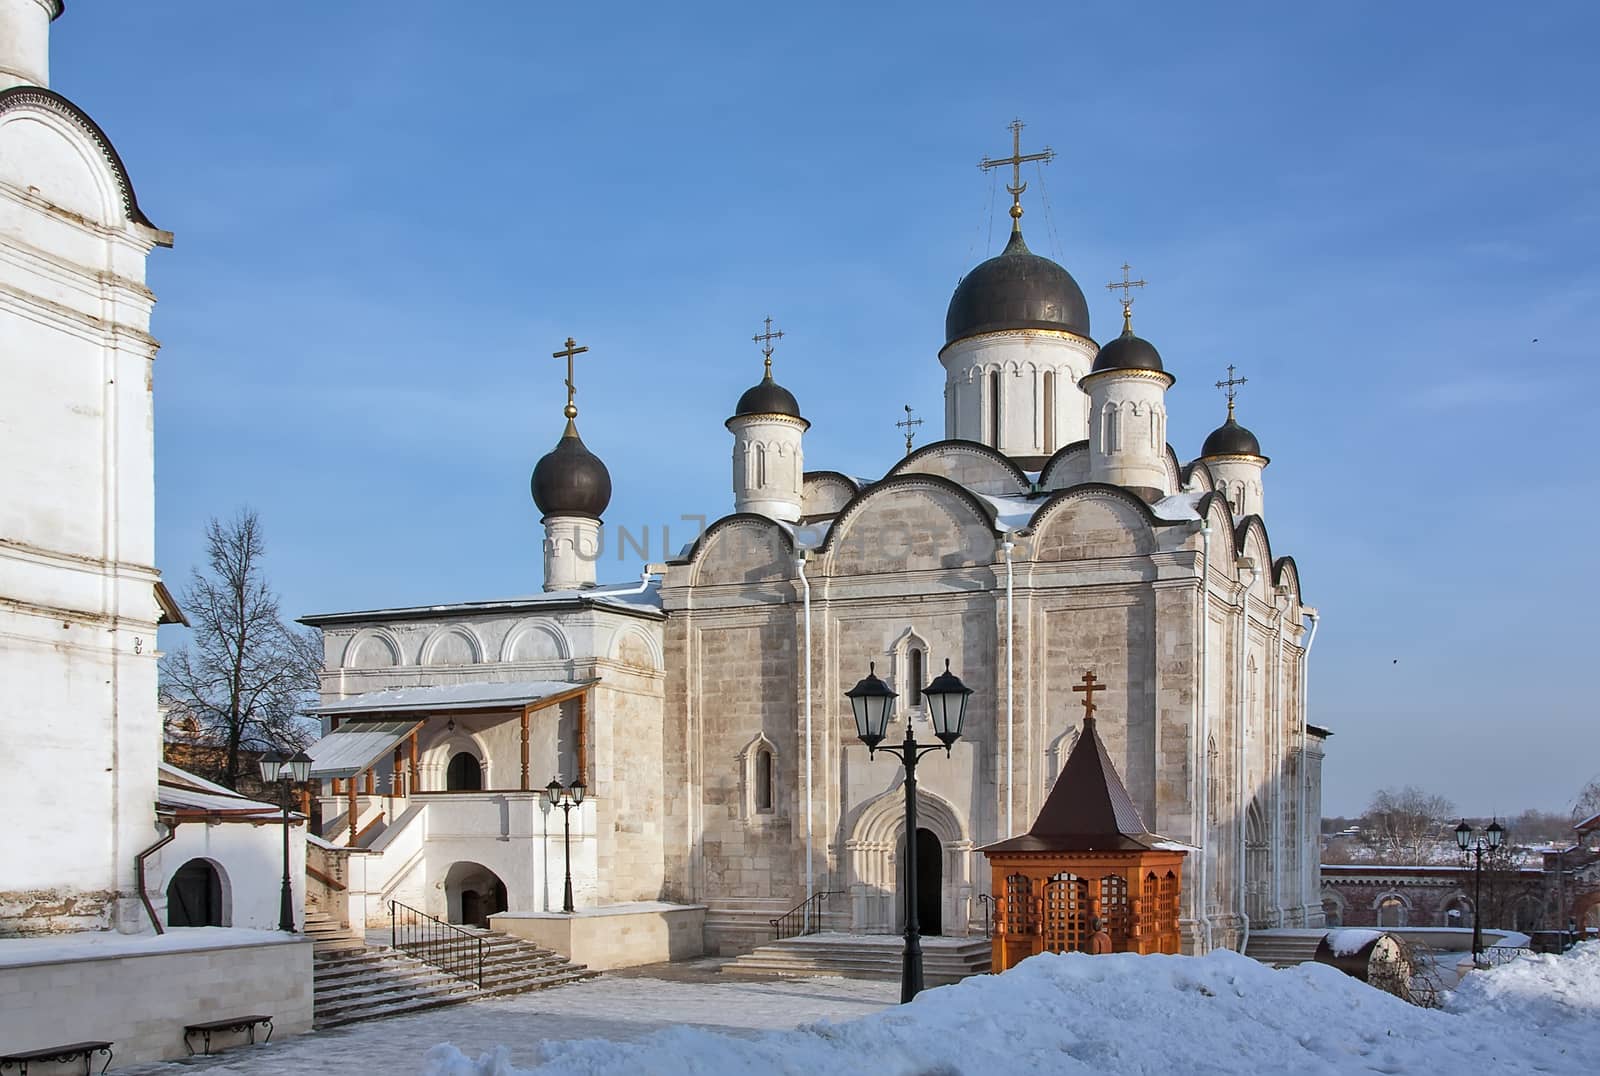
[258,748,313,932]
[1455,817,1505,965]
[546,777,586,914]
[845,658,973,1002]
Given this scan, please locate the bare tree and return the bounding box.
[159,510,320,788]
[1361,786,1456,864]
[1573,776,1600,824]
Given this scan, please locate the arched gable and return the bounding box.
[848,784,968,846]
[1197,493,1239,565]
[0,86,158,229]
[1182,459,1217,493]
[684,514,796,587]
[820,474,999,576]
[501,619,571,663]
[884,439,1031,496]
[1028,483,1166,561]
[421,625,484,666]
[1037,440,1090,490]
[1234,515,1274,597]
[1163,444,1183,493]
[343,627,404,669]
[608,623,663,671]
[801,471,859,517]
[1272,556,1303,607]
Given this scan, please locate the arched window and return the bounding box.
[1206,736,1219,825]
[1102,404,1120,455]
[1377,895,1407,927]
[1043,371,1056,453]
[755,748,774,812]
[754,443,767,489]
[446,751,482,791]
[988,370,1002,446]
[908,647,924,707]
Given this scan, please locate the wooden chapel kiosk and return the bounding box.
[981,672,1187,970]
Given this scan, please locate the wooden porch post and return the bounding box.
[577,689,589,783]
[410,730,420,794]
[520,705,531,791]
[393,744,405,797]
[347,777,358,844]
[364,768,375,796]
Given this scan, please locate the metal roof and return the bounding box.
[310,680,590,717]
[307,719,425,779]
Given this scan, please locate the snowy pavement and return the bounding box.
[116,967,897,1075]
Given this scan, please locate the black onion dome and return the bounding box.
[945,229,1091,346]
[728,367,808,426]
[1201,414,1263,458]
[531,421,612,519]
[1091,324,1165,374]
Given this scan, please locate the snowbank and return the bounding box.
[424,944,1600,1075]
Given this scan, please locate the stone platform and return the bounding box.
[721,932,991,985]
[491,902,706,971]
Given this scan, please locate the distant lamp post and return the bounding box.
[545,777,586,914]
[846,658,973,1002]
[1455,817,1505,965]
[258,748,313,932]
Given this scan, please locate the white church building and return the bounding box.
[300,139,1327,960]
[0,3,312,1062]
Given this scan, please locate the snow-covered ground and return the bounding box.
[432,944,1599,1076]
[117,945,1600,1075]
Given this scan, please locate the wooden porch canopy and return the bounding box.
[981,674,1187,969]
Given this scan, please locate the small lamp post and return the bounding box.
[545,777,586,914]
[1455,817,1505,965]
[846,658,973,1002]
[258,748,313,932]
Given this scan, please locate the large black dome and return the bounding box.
[1201,414,1264,459]
[531,421,612,520]
[945,229,1091,346]
[728,367,807,426]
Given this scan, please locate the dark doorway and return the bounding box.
[916,828,942,936]
[446,752,482,791]
[167,859,224,927]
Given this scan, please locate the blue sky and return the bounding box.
[55,2,1598,816]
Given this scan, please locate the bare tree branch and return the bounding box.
[159,509,319,788]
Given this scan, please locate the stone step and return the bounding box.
[722,935,990,985]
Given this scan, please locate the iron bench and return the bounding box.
[183,1015,272,1056]
[0,1041,112,1075]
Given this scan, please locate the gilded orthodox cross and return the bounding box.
[1072,670,1105,720]
[979,118,1055,228]
[896,404,924,457]
[552,336,589,419]
[1215,364,1247,419]
[1105,262,1147,333]
[753,315,784,375]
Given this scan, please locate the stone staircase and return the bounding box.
[304,910,364,955]
[722,932,991,986]
[313,928,596,1028]
[1243,928,1329,967]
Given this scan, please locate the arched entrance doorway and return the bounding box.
[845,788,970,935]
[167,859,226,927]
[444,861,508,925]
[446,752,483,791]
[1244,799,1269,924]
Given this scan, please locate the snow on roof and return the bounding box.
[1575,810,1600,832]
[0,927,304,970]
[307,719,425,779]
[312,680,587,716]
[299,579,662,626]
[156,761,282,817]
[1151,490,1205,521]
[977,493,1038,533]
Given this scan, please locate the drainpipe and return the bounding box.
[1003,539,1015,837]
[1300,608,1320,922]
[135,819,178,934]
[1196,525,1213,950]
[795,555,814,925]
[613,566,660,597]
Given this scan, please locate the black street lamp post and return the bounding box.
[846,658,973,1003]
[258,748,313,932]
[1455,817,1506,965]
[546,778,586,914]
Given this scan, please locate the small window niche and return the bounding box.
[738,734,780,821]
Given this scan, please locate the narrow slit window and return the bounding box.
[1043,371,1056,453]
[988,371,1001,446]
[755,748,774,812]
[909,648,923,707]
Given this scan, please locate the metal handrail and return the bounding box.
[390,900,484,988]
[770,890,843,940]
[976,893,995,938]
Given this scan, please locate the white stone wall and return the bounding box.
[542,515,602,591]
[1083,369,1173,494]
[938,330,1097,457]
[0,934,313,1065]
[0,0,53,90]
[729,414,806,522]
[1206,455,1267,519]
[149,820,308,932]
[0,47,172,934]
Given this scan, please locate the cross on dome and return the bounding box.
[896,404,923,456]
[979,118,1055,231]
[1215,364,1248,419]
[1105,262,1147,333]
[753,315,784,375]
[552,336,589,420]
